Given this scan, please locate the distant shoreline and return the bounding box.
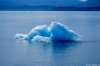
[0,10,100,11]
[0,5,100,11]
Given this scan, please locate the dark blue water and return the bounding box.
[0,11,100,66]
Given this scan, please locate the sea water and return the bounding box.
[0,11,100,66]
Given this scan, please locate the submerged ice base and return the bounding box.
[15,22,81,43]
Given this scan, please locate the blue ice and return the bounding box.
[15,22,81,43]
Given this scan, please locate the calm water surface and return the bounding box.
[0,11,100,66]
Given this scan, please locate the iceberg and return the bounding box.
[15,22,81,43]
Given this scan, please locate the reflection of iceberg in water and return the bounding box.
[15,22,81,43]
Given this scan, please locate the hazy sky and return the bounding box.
[0,0,100,7]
